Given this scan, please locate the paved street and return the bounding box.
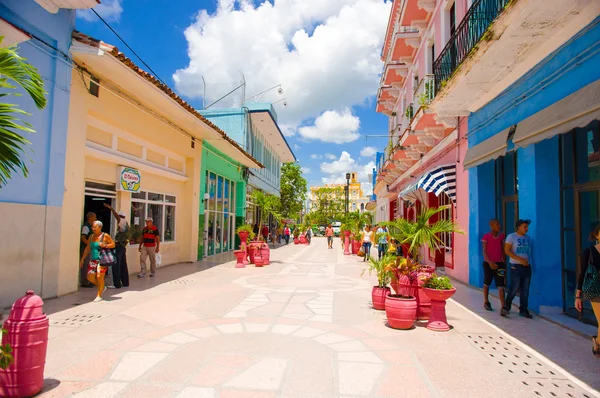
[35,238,600,398]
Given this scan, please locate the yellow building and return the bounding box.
[309,172,365,212]
[53,32,261,296]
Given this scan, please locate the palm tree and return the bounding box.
[251,190,282,241]
[0,36,47,187]
[385,205,463,261]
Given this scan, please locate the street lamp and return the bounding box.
[345,173,351,215]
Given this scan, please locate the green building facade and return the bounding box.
[198,141,246,259]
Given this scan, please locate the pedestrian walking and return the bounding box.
[306,226,312,245]
[325,224,334,249]
[104,204,130,288]
[139,217,160,278]
[575,224,600,358]
[481,219,506,312]
[277,224,283,244]
[79,212,96,288]
[376,224,389,260]
[284,224,291,244]
[79,220,116,302]
[502,219,533,318]
[362,224,374,262]
[261,223,269,242]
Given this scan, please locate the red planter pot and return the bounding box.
[371,286,390,311]
[351,240,361,255]
[260,244,270,265]
[416,271,434,320]
[385,295,417,330]
[254,254,264,267]
[343,230,351,238]
[238,231,250,247]
[247,244,258,264]
[422,288,456,332]
[233,250,246,268]
[293,238,300,244]
[299,234,307,244]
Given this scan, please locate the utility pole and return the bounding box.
[345,173,351,215]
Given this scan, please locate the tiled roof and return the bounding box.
[71,30,264,168]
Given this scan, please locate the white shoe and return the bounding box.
[93,296,103,302]
[137,273,146,278]
[106,285,116,289]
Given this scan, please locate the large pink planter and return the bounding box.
[260,244,270,265]
[234,250,246,268]
[422,288,456,332]
[299,234,307,244]
[351,240,361,255]
[371,286,390,310]
[238,231,250,247]
[343,231,351,255]
[0,291,49,398]
[385,295,417,330]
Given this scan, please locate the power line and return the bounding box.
[90,8,167,86]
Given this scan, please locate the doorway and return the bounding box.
[83,181,117,236]
[502,196,519,240]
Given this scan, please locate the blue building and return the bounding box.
[200,102,296,225]
[0,0,98,308]
[465,17,600,322]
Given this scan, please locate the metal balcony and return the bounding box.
[414,74,435,108]
[433,0,512,94]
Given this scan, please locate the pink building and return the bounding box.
[374,0,473,283]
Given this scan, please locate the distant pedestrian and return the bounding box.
[79,220,115,302]
[139,217,160,278]
[277,225,283,244]
[362,225,374,262]
[326,224,334,249]
[79,212,96,288]
[502,219,533,318]
[284,224,291,244]
[104,204,130,289]
[261,223,269,242]
[481,219,506,312]
[376,225,389,260]
[575,224,600,358]
[306,227,312,245]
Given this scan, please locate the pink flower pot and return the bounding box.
[422,288,457,332]
[238,231,249,247]
[371,286,390,311]
[233,250,246,268]
[294,238,300,244]
[351,240,361,255]
[385,295,417,330]
[254,255,264,267]
[260,244,270,265]
[299,234,307,244]
[248,245,257,264]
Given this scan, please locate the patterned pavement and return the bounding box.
[32,238,600,398]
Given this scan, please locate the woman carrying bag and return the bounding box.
[575,224,600,358]
[80,220,116,302]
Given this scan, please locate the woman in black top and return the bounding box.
[575,224,600,358]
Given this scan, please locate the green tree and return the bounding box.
[279,162,308,218]
[0,36,47,187]
[309,186,345,225]
[251,190,282,240]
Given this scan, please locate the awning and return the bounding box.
[398,182,428,204]
[513,79,600,148]
[463,127,510,170]
[417,164,457,203]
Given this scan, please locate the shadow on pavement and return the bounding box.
[450,278,600,391]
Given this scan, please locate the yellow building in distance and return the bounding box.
[309,172,368,213]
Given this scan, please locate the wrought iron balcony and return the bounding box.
[433,0,512,94]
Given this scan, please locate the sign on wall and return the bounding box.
[117,167,141,192]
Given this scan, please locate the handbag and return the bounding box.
[582,248,600,301]
[98,233,116,266]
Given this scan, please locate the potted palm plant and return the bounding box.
[421,274,456,332]
[385,205,462,320]
[361,255,392,310]
[383,257,420,329]
[250,191,282,265]
[236,224,255,247]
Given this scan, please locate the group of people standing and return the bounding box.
[78,204,160,302]
[481,218,600,357]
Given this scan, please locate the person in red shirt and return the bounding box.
[261,224,269,242]
[139,217,160,278]
[481,219,506,312]
[325,224,334,249]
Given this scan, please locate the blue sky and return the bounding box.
[76,0,391,194]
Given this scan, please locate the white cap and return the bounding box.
[118,210,126,217]
[145,217,153,222]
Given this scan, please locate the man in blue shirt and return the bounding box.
[502,219,533,318]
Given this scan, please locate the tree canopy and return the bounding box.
[308,186,346,225]
[279,162,307,219]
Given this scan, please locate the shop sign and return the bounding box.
[118,167,141,192]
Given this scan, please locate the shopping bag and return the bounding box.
[156,252,162,267]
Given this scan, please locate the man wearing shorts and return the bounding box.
[325,224,334,249]
[481,219,506,312]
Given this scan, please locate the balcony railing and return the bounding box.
[414,74,435,108]
[433,0,512,93]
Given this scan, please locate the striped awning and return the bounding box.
[417,164,456,203]
[398,182,428,204]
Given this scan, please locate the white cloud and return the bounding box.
[320,151,375,193]
[360,146,377,157]
[298,109,360,144]
[310,154,322,159]
[78,0,123,22]
[293,143,301,151]
[173,0,391,128]
[325,153,337,160]
[301,167,311,174]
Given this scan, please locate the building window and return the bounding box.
[89,76,100,97]
[131,191,176,243]
[438,192,453,252]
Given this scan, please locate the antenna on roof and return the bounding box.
[202,76,206,110]
[240,71,246,107]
